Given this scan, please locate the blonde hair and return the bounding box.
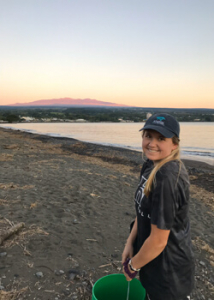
[142,131,181,197]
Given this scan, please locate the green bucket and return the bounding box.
[92,274,146,300]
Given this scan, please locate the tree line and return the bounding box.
[0,106,214,123]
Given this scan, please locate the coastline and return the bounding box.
[1,124,214,168]
[0,127,213,299]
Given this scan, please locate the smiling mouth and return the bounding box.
[147,148,159,153]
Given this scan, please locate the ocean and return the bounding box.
[1,122,214,165]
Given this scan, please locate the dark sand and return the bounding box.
[0,127,213,300]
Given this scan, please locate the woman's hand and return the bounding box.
[122,258,137,281]
[123,264,134,281]
[122,243,135,281]
[122,242,134,264]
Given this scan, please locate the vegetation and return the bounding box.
[0,106,214,123]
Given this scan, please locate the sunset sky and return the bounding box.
[1,0,213,108]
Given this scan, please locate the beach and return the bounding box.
[0,127,213,300]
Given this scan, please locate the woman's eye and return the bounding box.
[159,137,165,141]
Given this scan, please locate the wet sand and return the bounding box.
[0,127,213,300]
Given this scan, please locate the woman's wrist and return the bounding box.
[123,258,138,279]
[129,259,141,272]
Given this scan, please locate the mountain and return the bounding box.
[9,98,129,107]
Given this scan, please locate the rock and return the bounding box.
[35,272,44,278]
[69,273,77,280]
[63,289,70,296]
[111,253,118,258]
[54,269,65,276]
[199,261,206,267]
[0,252,7,257]
[62,197,69,202]
[0,285,5,290]
[68,269,80,280]
[73,219,79,224]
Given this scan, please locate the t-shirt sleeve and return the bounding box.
[150,170,177,230]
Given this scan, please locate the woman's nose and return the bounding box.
[148,138,156,146]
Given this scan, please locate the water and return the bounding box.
[1,122,214,165]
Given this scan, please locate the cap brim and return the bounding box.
[139,125,175,138]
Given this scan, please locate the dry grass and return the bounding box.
[190,184,214,211]
[107,175,118,180]
[0,287,28,300]
[67,152,138,176]
[3,144,19,150]
[29,158,67,169]
[201,243,214,254]
[0,183,35,190]
[192,237,214,295]
[30,158,65,164]
[7,224,48,247]
[0,154,13,161]
[0,198,21,207]
[0,221,49,249]
[28,142,64,155]
[189,175,198,181]
[1,128,137,175]
[192,236,214,268]
[0,199,9,206]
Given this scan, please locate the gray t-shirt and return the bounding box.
[135,159,195,300]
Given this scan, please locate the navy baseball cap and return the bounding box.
[139,113,180,138]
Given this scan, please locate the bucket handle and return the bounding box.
[126,281,130,300]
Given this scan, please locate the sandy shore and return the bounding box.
[0,127,214,300]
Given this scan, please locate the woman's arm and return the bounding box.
[130,224,170,270]
[121,217,137,264]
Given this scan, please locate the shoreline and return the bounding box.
[0,126,214,299]
[0,125,214,168]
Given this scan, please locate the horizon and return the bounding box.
[1,1,213,109]
[1,99,214,111]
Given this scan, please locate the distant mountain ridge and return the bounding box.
[9,98,129,107]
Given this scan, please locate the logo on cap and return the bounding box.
[153,116,165,126]
[156,117,165,121]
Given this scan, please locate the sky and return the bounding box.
[1,0,213,108]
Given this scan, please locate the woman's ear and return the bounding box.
[172,143,178,151]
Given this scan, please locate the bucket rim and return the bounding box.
[93,273,125,288]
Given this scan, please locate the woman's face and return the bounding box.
[142,130,178,163]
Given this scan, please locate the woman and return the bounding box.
[122,113,195,300]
